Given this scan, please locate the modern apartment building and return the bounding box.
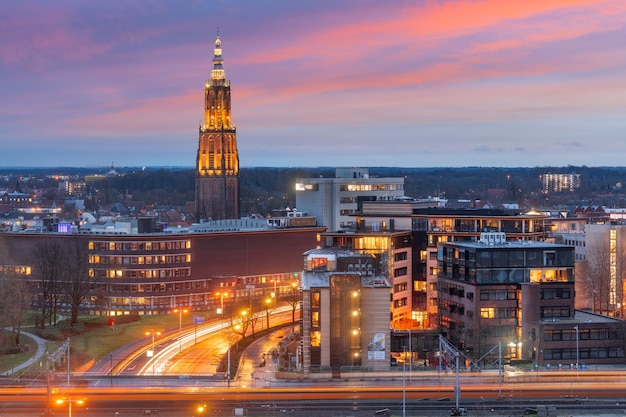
[0,221,324,316]
[352,204,550,332]
[295,168,404,232]
[437,233,624,366]
[300,248,391,377]
[318,230,413,330]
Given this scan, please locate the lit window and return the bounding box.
[480,307,495,319]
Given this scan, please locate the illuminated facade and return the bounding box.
[1,226,324,316]
[319,230,413,330]
[542,172,581,193]
[196,34,240,221]
[584,224,626,317]
[438,233,625,366]
[301,249,391,377]
[295,168,404,232]
[352,204,550,332]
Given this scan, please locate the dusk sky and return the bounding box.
[2,1,625,168]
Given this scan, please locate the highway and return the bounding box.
[4,309,626,416]
[4,381,626,416]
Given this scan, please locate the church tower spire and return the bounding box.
[195,33,240,221]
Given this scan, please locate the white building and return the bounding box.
[295,168,404,232]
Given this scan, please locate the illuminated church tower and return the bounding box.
[195,34,240,221]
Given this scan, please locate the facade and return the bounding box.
[437,232,624,366]
[0,223,325,316]
[352,204,550,332]
[301,248,391,377]
[319,230,413,330]
[542,173,581,193]
[583,223,626,318]
[195,35,240,221]
[550,220,626,316]
[295,168,404,232]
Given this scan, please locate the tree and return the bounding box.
[284,281,301,323]
[61,237,94,324]
[31,239,65,328]
[586,239,612,315]
[0,270,30,346]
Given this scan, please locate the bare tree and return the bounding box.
[61,236,94,324]
[31,239,65,328]
[0,270,30,346]
[284,283,301,323]
[586,240,612,315]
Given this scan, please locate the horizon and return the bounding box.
[3,164,626,172]
[2,1,626,168]
[0,165,626,171]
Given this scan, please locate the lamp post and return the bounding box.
[173,307,188,353]
[265,297,272,329]
[272,279,277,305]
[574,325,579,370]
[145,330,161,376]
[227,324,231,387]
[402,345,407,417]
[55,397,85,417]
[216,292,229,387]
[408,329,412,382]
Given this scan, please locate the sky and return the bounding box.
[1,0,626,169]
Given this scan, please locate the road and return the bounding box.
[6,309,626,416]
[4,382,626,417]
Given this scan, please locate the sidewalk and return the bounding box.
[235,325,295,388]
[1,330,49,377]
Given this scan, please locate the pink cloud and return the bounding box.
[231,0,626,110]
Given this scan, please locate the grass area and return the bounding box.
[0,331,40,374]
[71,315,174,362]
[2,311,213,374]
[69,312,208,366]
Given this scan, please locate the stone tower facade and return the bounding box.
[195,34,240,221]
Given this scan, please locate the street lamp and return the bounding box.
[265,297,272,329]
[145,330,161,376]
[402,345,407,417]
[574,325,579,370]
[173,307,188,353]
[55,397,85,417]
[272,279,277,303]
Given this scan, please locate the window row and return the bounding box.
[89,240,191,251]
[543,347,623,361]
[393,267,408,277]
[540,288,571,300]
[479,307,517,319]
[89,254,191,265]
[543,328,621,341]
[91,267,191,279]
[339,184,403,192]
[105,280,209,293]
[480,289,517,301]
[541,306,571,319]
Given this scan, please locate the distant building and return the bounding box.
[195,34,240,221]
[295,168,404,232]
[542,173,581,193]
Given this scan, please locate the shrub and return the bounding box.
[37,326,64,341]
